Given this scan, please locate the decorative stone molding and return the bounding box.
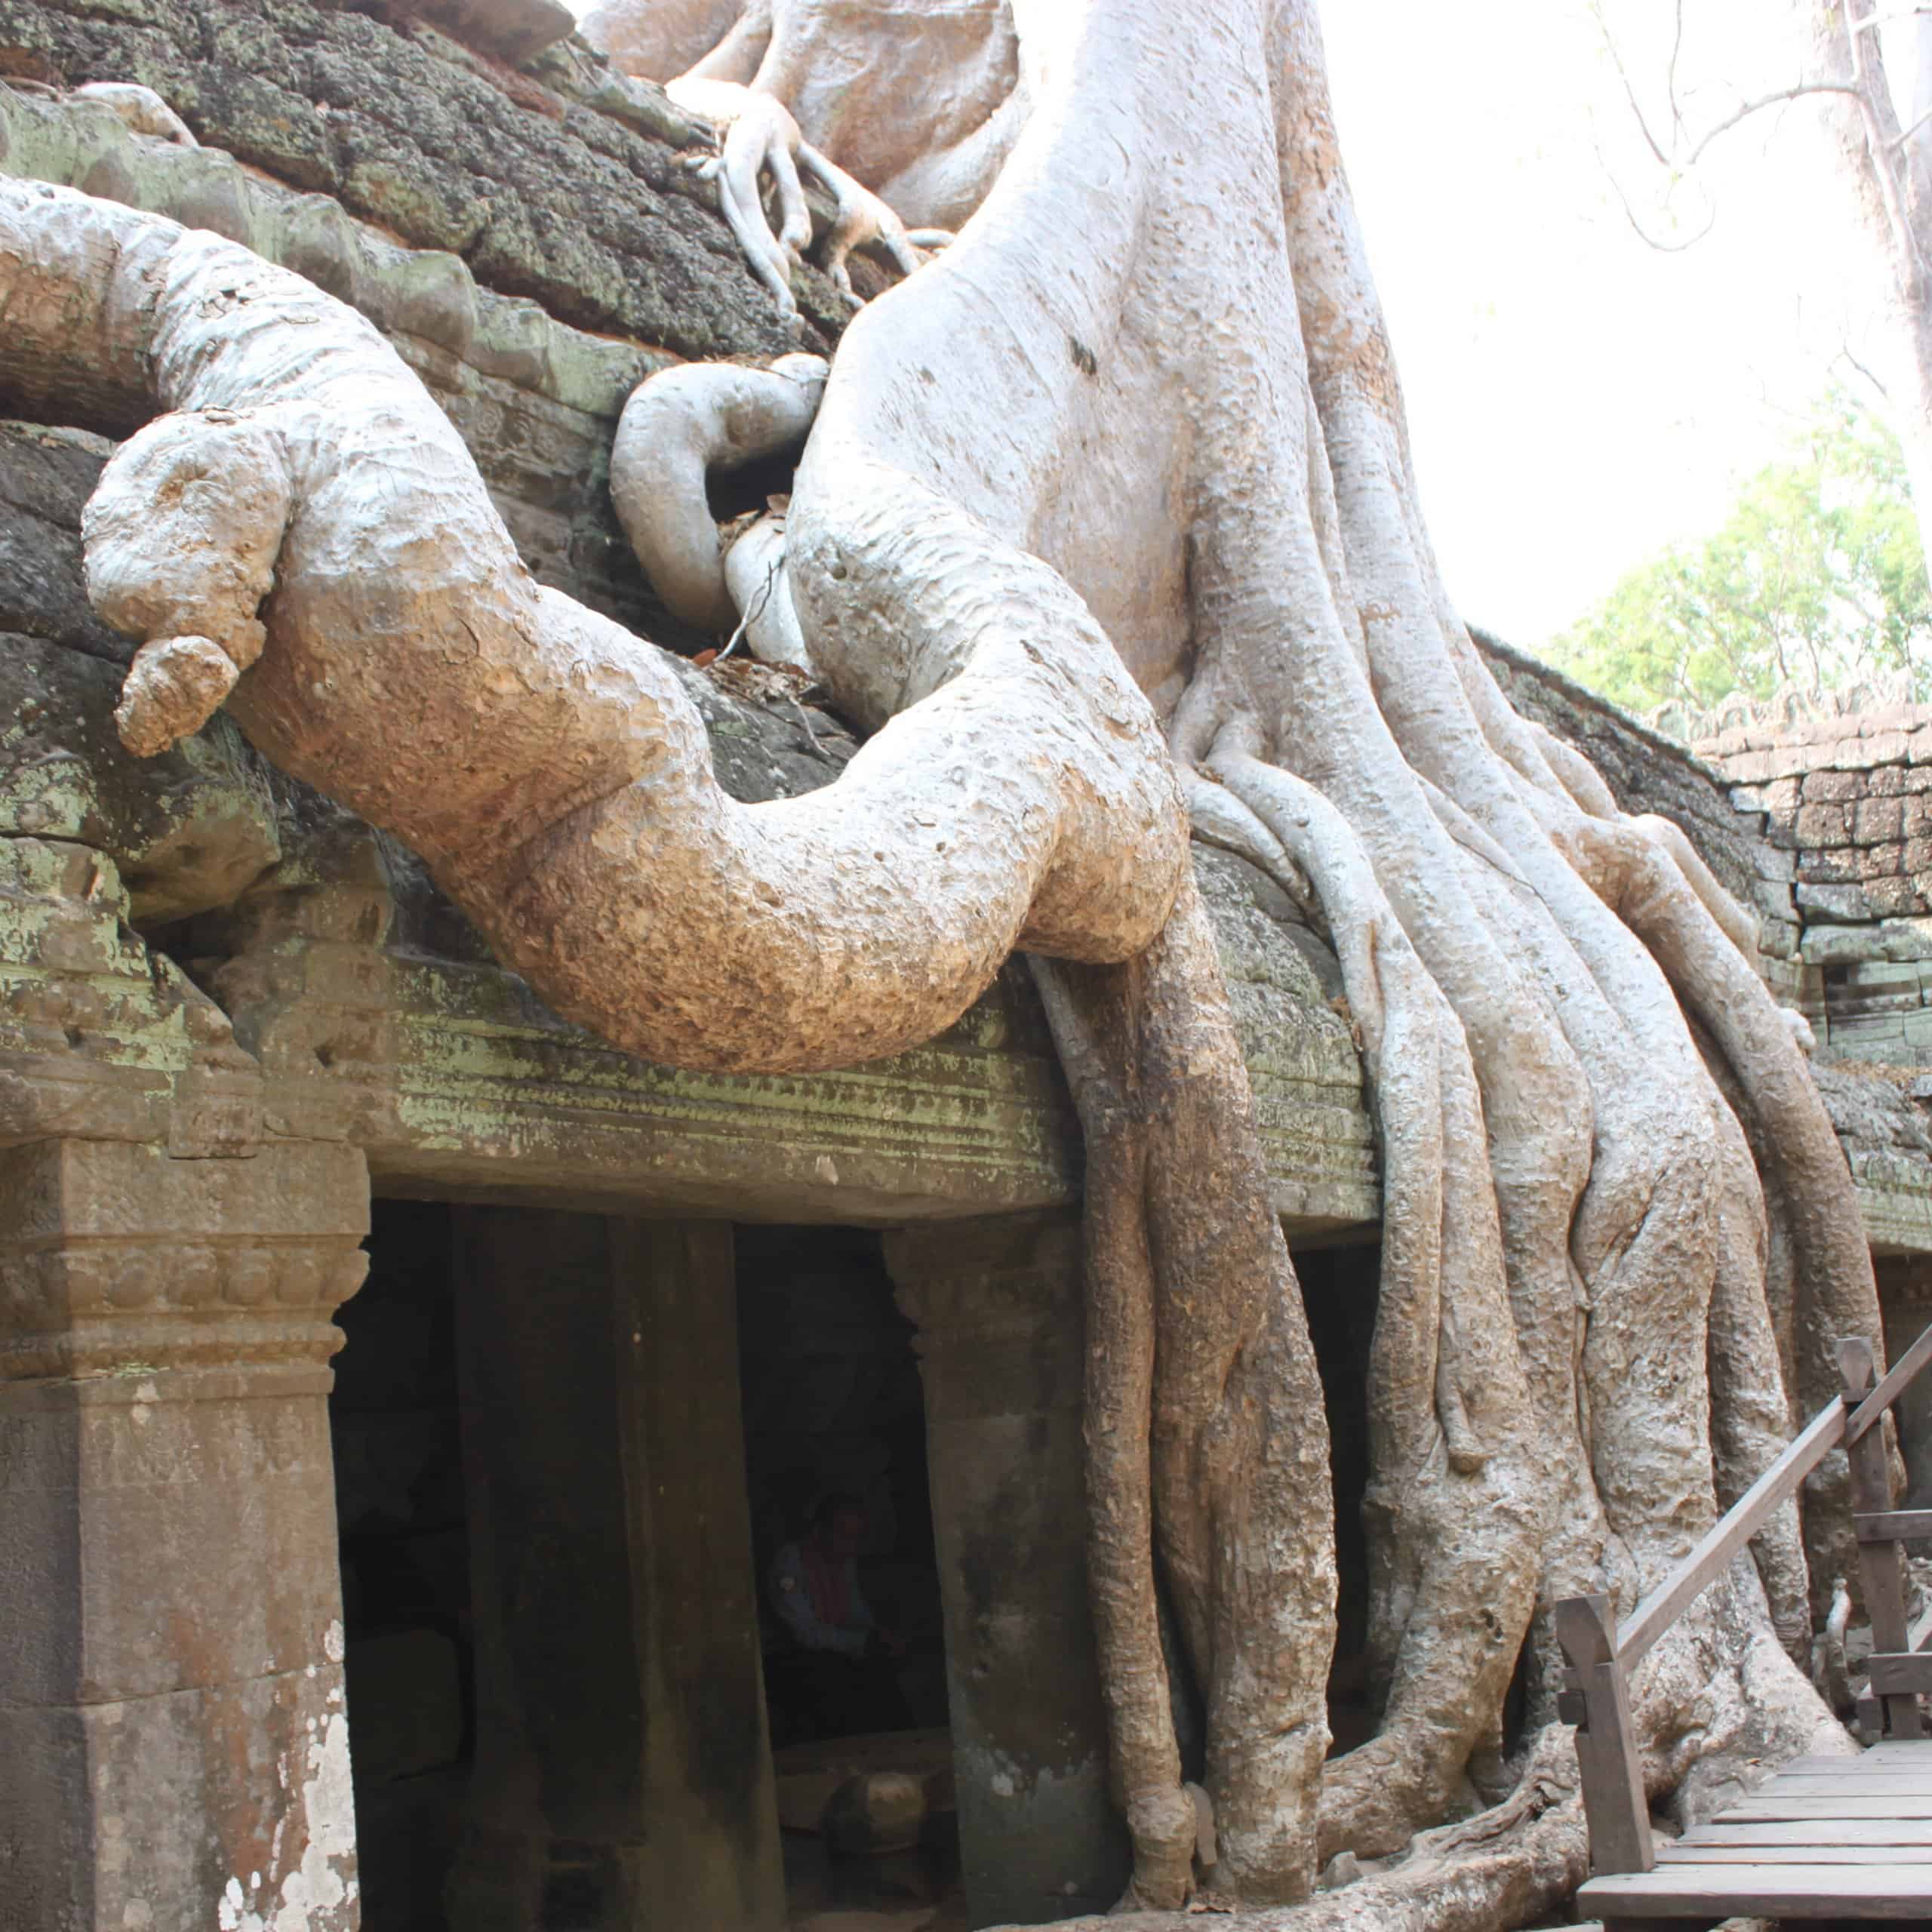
[0,833,262,1154]
[0,1137,370,1382]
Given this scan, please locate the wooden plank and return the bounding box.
[1616,1395,1847,1670]
[1844,1338,1927,1740]
[1581,1862,1932,1915]
[1859,1509,1932,1542]
[1777,1747,1932,1770]
[1847,1315,1932,1444]
[1755,1772,1932,1793]
[1685,1820,1932,1847]
[1724,1796,1932,1819]
[1869,1652,1932,1698]
[1657,1844,1932,1863]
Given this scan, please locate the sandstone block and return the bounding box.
[1798,847,1862,884]
[1805,768,1866,803]
[1802,924,1885,964]
[1863,841,1906,878]
[1871,765,1909,797]
[1882,918,1932,961]
[1866,875,1926,916]
[1797,881,1874,920]
[1795,801,1850,847]
[1856,796,1905,844]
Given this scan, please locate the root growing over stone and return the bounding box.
[0,0,1890,1920]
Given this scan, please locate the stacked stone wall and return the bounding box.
[1686,686,1932,1066]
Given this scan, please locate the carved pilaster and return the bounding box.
[0,1136,369,1932]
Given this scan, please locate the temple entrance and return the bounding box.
[329,1201,474,1932]
[1297,1240,1382,1762]
[733,1224,966,1931]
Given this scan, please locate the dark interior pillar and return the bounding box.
[884,1213,1129,1926]
[445,1208,783,1931]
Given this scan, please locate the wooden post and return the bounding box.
[1555,1593,1654,1875]
[1840,1337,1927,1740]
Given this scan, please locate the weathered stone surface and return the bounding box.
[0,1134,369,1932]
[886,1215,1133,1924]
[0,1,856,358]
[2,620,278,923]
[1817,1066,1932,1251]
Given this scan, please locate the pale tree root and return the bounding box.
[0,175,1189,1078]
[609,352,826,639]
[1194,756,1548,1863]
[1033,869,1336,1910]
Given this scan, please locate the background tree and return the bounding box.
[0,0,1885,1924]
[1547,385,1932,715]
[1592,0,1932,598]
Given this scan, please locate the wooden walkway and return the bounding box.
[1580,1740,1932,1924]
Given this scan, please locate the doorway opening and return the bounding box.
[734,1223,965,1931]
[329,1200,472,1932]
[1296,1240,1381,1761]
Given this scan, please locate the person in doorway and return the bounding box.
[769,1491,912,1737]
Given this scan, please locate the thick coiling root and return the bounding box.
[0,177,1187,1083]
[610,351,825,662]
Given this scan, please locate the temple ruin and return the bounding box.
[5,3,1932,1929]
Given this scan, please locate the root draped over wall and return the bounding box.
[0,0,1884,1919]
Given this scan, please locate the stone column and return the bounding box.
[0,1135,371,1932]
[447,1209,785,1932]
[884,1214,1130,1926]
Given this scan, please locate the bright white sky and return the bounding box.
[1320,0,1890,647]
[571,0,1892,648]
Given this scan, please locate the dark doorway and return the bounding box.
[734,1224,964,1930]
[329,1200,472,1931]
[1295,1241,1381,1761]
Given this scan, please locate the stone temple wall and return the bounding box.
[1678,678,1932,1069]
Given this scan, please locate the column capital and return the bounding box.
[0,1137,368,1383]
[884,1211,1080,1336]
[884,1211,1084,1428]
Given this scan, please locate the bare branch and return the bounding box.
[1591,1,1673,168]
[1668,0,1687,145]
[1683,82,1866,167]
[1592,124,1717,252]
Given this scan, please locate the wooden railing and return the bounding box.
[1557,1321,1932,1877]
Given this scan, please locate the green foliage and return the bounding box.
[1544,390,1932,717]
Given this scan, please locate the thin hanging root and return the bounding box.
[669,76,813,315]
[1029,949,1200,1914]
